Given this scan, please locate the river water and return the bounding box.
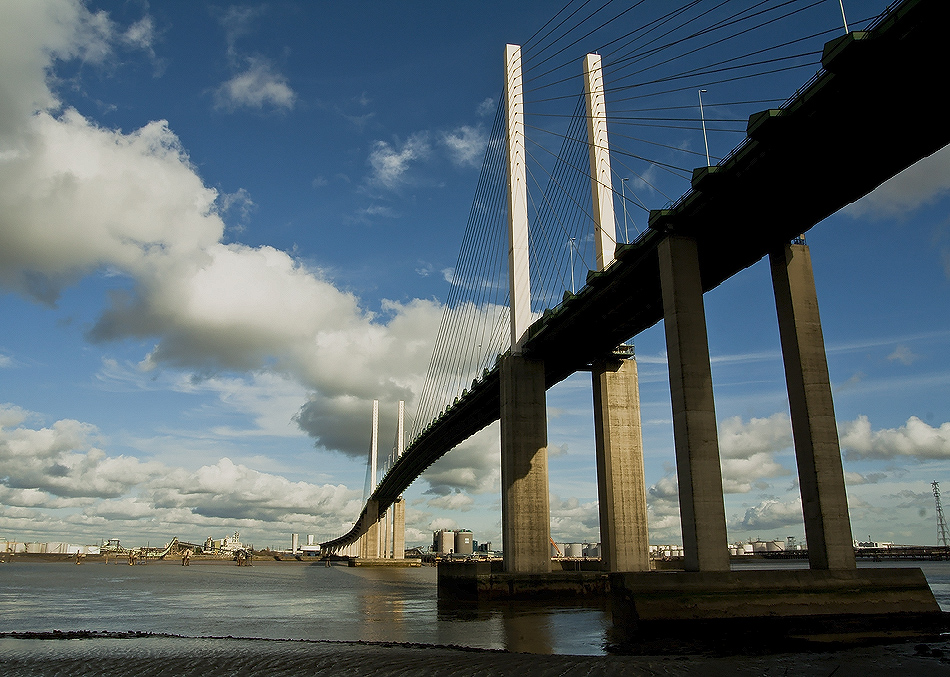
[1,559,949,656]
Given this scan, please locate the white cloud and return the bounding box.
[476,98,495,117]
[441,125,487,168]
[844,144,950,219]
[427,492,474,512]
[215,58,296,111]
[421,425,501,495]
[0,403,361,541]
[367,133,430,189]
[888,344,919,366]
[840,415,950,460]
[718,413,794,493]
[550,495,600,542]
[730,498,804,533]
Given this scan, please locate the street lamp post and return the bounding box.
[569,237,576,294]
[699,89,710,167]
[621,177,629,243]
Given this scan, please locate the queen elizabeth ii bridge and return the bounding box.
[321,0,949,578]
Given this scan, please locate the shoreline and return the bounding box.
[2,631,950,676]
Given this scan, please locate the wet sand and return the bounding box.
[2,633,950,676]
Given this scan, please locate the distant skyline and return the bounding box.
[2,0,950,552]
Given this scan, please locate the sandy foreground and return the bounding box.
[2,633,950,676]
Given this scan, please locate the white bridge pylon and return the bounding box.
[351,400,405,560]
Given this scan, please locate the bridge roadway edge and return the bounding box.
[322,0,950,554]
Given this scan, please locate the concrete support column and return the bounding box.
[770,242,855,569]
[382,509,391,558]
[592,355,651,572]
[658,233,729,572]
[501,353,551,573]
[361,500,380,559]
[392,498,406,559]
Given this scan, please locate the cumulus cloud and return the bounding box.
[0,403,361,540]
[844,144,950,219]
[550,495,600,542]
[840,415,950,460]
[427,491,474,512]
[421,425,501,495]
[718,413,794,493]
[730,498,804,532]
[0,404,160,499]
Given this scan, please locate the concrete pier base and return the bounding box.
[437,561,938,615]
[437,561,944,647]
[609,568,939,622]
[347,557,422,568]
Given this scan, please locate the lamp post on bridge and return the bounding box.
[621,177,629,243]
[569,237,576,294]
[698,89,710,167]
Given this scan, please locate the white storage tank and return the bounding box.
[742,543,754,554]
[766,540,785,552]
[434,530,455,554]
[564,543,584,558]
[454,530,473,555]
[752,540,768,553]
[583,543,600,558]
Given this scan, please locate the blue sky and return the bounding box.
[2,0,949,552]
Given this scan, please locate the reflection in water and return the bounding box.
[436,596,608,655]
[501,608,553,654]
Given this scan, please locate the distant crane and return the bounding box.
[932,481,949,548]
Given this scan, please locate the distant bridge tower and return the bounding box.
[933,481,949,547]
[359,400,380,559]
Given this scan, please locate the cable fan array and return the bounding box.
[408,0,883,445]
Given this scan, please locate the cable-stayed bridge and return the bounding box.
[322,0,949,586]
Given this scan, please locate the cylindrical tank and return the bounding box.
[743,543,754,554]
[454,530,473,555]
[291,533,299,552]
[435,530,455,554]
[564,543,583,558]
[752,540,768,553]
[766,540,785,552]
[583,543,600,558]
[307,534,315,546]
[26,542,45,553]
